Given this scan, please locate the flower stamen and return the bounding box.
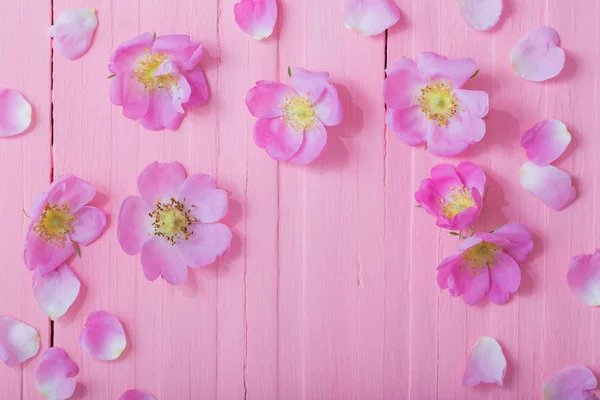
[462,242,502,275]
[417,81,459,126]
[33,204,75,247]
[149,198,198,245]
[133,51,177,93]
[437,186,475,218]
[279,92,317,133]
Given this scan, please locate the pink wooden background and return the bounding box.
[0,0,598,398]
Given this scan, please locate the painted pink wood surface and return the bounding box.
[1,0,599,398]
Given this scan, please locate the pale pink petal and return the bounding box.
[109,32,155,74]
[344,0,401,37]
[0,317,40,367]
[24,223,75,275]
[79,311,127,361]
[492,222,533,263]
[521,119,571,166]
[35,348,78,400]
[568,250,600,307]
[0,88,32,137]
[138,90,185,131]
[177,223,232,268]
[519,161,576,211]
[463,337,506,386]
[182,67,209,108]
[110,74,150,120]
[246,80,293,118]
[426,111,486,157]
[151,34,205,72]
[46,174,97,213]
[47,8,98,61]
[456,161,486,195]
[120,390,158,400]
[141,236,188,285]
[453,89,489,119]
[456,0,503,31]
[253,117,303,161]
[234,0,278,40]
[383,58,425,110]
[314,85,344,127]
[289,120,327,165]
[137,161,187,206]
[544,366,598,400]
[155,60,191,113]
[437,254,490,306]
[29,192,49,220]
[70,206,106,246]
[511,26,565,82]
[33,265,80,320]
[385,106,429,146]
[117,196,152,256]
[417,52,478,88]
[178,174,229,223]
[290,68,330,103]
[486,253,521,304]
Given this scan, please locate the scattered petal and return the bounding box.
[33,265,81,320]
[511,26,565,82]
[519,161,576,210]
[462,336,507,386]
[0,317,40,367]
[521,120,571,166]
[234,0,278,40]
[0,88,32,137]
[544,365,598,400]
[47,8,98,61]
[568,250,600,306]
[120,390,158,400]
[344,0,401,36]
[79,311,127,361]
[456,0,503,31]
[35,348,78,400]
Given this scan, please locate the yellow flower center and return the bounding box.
[133,51,177,92]
[438,186,475,218]
[417,81,459,126]
[280,93,317,133]
[149,198,198,245]
[462,242,502,275]
[34,204,75,246]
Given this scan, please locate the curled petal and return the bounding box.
[234,0,278,40]
[568,250,600,307]
[47,8,98,61]
[137,161,187,206]
[138,90,185,131]
[344,0,401,37]
[521,119,571,166]
[109,32,155,74]
[0,317,40,367]
[79,311,127,361]
[314,85,343,127]
[0,88,32,137]
[35,348,78,400]
[246,81,291,119]
[71,206,107,246]
[182,67,209,108]
[456,0,503,31]
[491,222,533,263]
[120,390,158,400]
[151,35,204,72]
[253,117,303,161]
[463,337,507,386]
[544,366,598,400]
[117,196,152,256]
[33,265,81,320]
[519,162,576,211]
[511,26,565,82]
[456,161,486,195]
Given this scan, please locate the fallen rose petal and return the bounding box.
[120,389,158,400]
[0,317,40,367]
[463,336,507,386]
[79,311,127,361]
[521,119,571,166]
[0,88,32,137]
[35,348,78,400]
[519,161,575,211]
[344,0,401,37]
[511,26,565,82]
[544,365,598,400]
[568,250,600,307]
[33,264,81,320]
[234,0,277,40]
[456,0,503,31]
[47,8,98,61]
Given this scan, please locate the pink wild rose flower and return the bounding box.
[24,175,107,275]
[415,162,486,230]
[246,67,344,164]
[109,32,209,131]
[437,222,533,306]
[384,52,489,156]
[117,162,232,285]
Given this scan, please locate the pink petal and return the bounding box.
[456,161,486,195]
[0,88,32,137]
[35,348,78,400]
[151,34,205,72]
[71,206,106,246]
[177,223,232,268]
[0,317,40,367]
[155,60,191,113]
[253,117,304,161]
[289,120,327,165]
[437,254,491,306]
[568,250,600,307]
[141,236,188,285]
[314,85,344,127]
[456,0,503,31]
[79,311,127,361]
[137,161,187,206]
[109,32,155,75]
[453,89,490,119]
[120,390,158,400]
[417,52,478,88]
[492,222,533,263]
[138,90,186,131]
[117,196,152,256]
[47,8,98,61]
[246,80,292,118]
[383,58,425,110]
[544,366,598,400]
[234,0,278,40]
[463,337,507,386]
[426,111,486,157]
[430,163,464,197]
[290,68,330,103]
[29,192,50,220]
[511,26,565,82]
[486,253,521,304]
[46,174,97,213]
[385,106,429,146]
[178,174,229,223]
[182,67,209,108]
[344,0,401,37]
[24,223,75,275]
[519,161,576,211]
[110,74,150,120]
[521,119,571,166]
[33,265,81,320]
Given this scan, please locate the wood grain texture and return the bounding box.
[1,0,599,398]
